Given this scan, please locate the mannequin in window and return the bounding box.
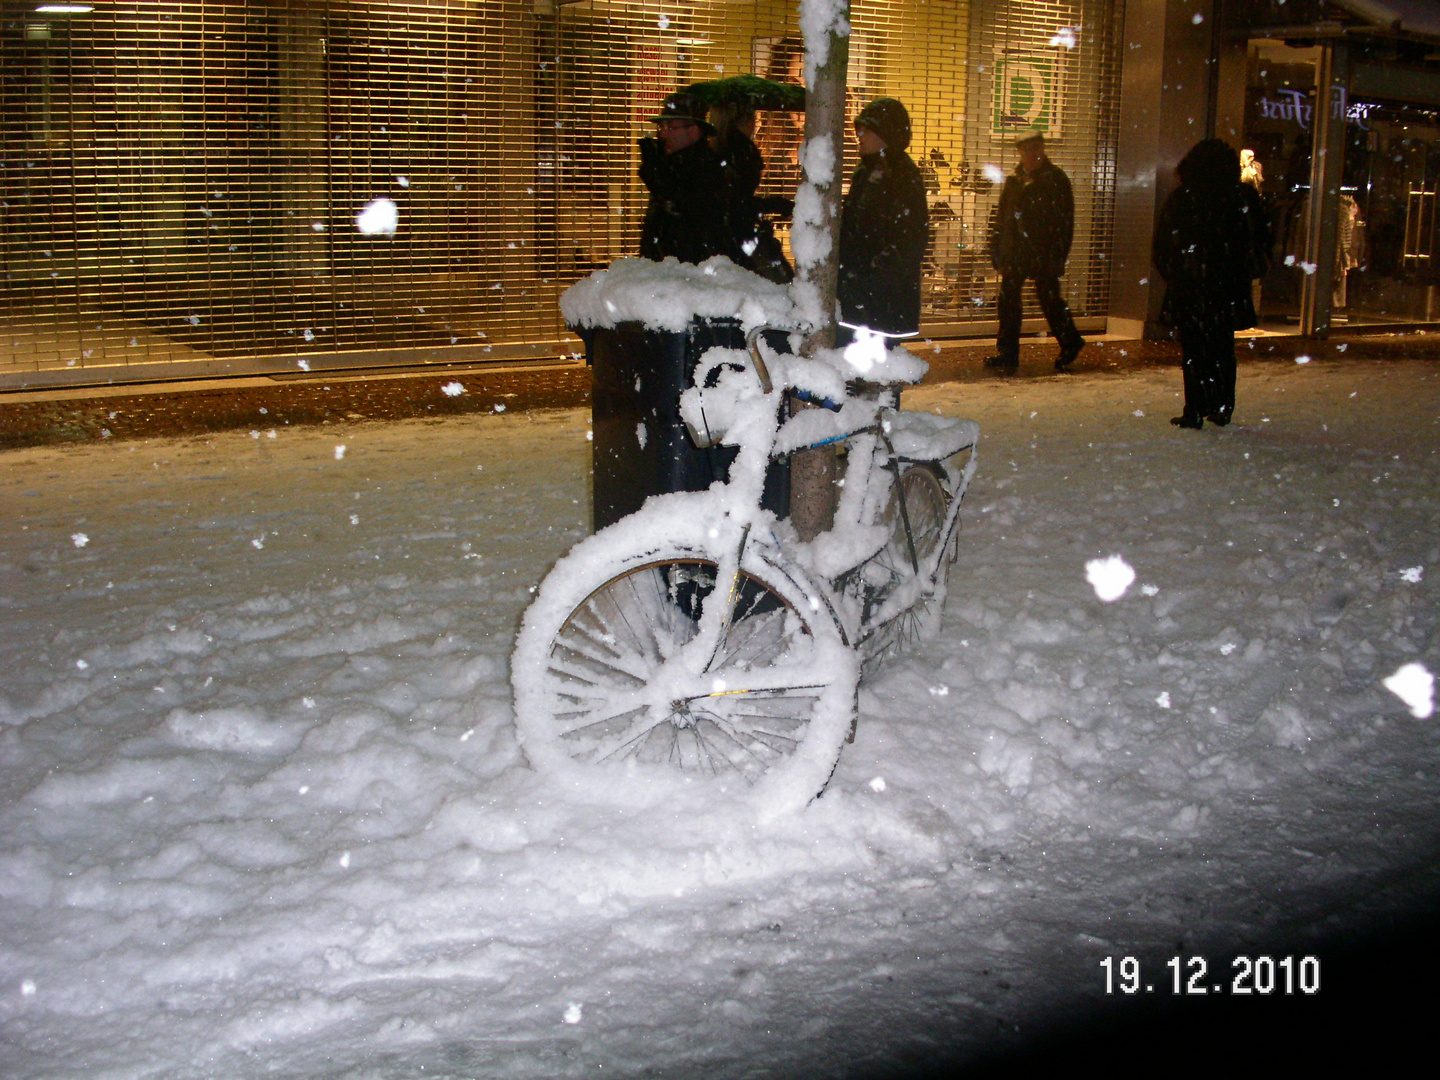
[1334,193,1363,309]
[1241,149,1266,316]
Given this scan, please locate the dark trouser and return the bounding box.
[996,272,1084,360]
[1177,322,1237,422]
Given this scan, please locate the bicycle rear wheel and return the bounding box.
[512,510,856,810]
[858,462,952,664]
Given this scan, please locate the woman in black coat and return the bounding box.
[711,98,794,284]
[837,98,929,339]
[1152,138,1263,429]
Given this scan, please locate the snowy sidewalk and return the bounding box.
[1,356,1438,1078]
[4,328,1439,451]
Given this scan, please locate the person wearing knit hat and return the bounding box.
[985,130,1085,372]
[854,97,913,153]
[638,91,741,265]
[836,98,928,339]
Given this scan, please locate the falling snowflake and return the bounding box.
[334,445,346,461]
[1085,555,1136,602]
[355,197,399,236]
[441,382,466,397]
[71,533,89,548]
[1384,663,1434,719]
[868,776,887,792]
[1400,566,1423,583]
[1156,691,1172,709]
[563,1002,583,1025]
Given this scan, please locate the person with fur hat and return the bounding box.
[638,91,743,265]
[836,97,929,339]
[985,131,1085,371]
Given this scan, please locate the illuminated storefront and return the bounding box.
[1,0,1123,385]
[1240,34,1440,326]
[1211,1,1440,333]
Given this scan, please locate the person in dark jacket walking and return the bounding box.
[837,97,929,340]
[1152,138,1261,429]
[985,132,1084,371]
[638,92,743,266]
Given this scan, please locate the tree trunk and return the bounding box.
[789,3,849,543]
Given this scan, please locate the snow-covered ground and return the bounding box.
[1,356,1437,1078]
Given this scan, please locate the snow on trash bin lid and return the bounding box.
[561,256,799,333]
[884,411,979,460]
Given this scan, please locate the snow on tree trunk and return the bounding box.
[788,0,851,542]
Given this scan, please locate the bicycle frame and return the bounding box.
[677,326,979,656]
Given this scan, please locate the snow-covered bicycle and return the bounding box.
[511,271,978,812]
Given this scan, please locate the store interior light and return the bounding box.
[676,38,712,46]
[36,4,94,13]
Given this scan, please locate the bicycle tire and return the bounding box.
[512,504,857,812]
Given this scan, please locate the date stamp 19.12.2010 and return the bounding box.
[1101,955,1321,996]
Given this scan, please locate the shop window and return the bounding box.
[1,0,1122,379]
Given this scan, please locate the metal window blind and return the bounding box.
[960,0,1123,331]
[1,0,1122,382]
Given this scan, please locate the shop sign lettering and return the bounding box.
[1255,88,1374,131]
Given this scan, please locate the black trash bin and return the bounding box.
[583,317,788,532]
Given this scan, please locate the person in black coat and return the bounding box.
[1152,138,1262,429]
[710,96,794,283]
[986,132,1085,371]
[837,97,929,340]
[638,92,744,266]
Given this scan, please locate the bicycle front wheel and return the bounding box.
[512,509,857,810]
